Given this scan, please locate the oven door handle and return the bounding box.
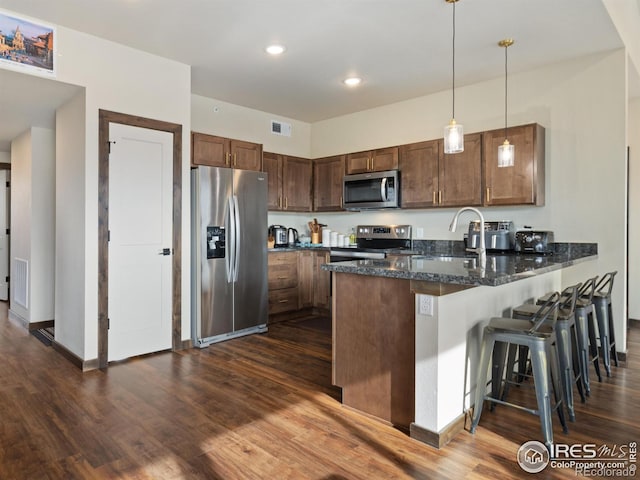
[380,177,388,202]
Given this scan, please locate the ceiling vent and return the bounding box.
[271,120,292,137]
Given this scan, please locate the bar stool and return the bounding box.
[574,277,601,394]
[509,284,582,422]
[470,292,567,450]
[592,271,619,376]
[539,277,601,395]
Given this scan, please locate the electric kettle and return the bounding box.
[287,228,299,246]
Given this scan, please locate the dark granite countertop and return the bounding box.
[322,244,597,287]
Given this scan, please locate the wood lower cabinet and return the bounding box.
[313,155,345,211]
[332,272,415,428]
[191,132,262,171]
[346,147,398,174]
[313,251,330,310]
[269,250,331,319]
[263,152,313,212]
[298,251,314,308]
[399,134,481,208]
[483,123,545,206]
[268,252,299,315]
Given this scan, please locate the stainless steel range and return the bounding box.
[329,225,412,261]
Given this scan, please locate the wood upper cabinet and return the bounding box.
[313,155,345,211]
[192,132,263,171]
[438,132,482,207]
[399,134,481,208]
[399,140,439,208]
[263,152,312,212]
[483,123,545,206]
[346,147,398,174]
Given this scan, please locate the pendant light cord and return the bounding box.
[504,42,508,141]
[452,0,456,119]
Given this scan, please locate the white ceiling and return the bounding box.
[0,0,634,152]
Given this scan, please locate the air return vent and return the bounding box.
[14,258,28,308]
[270,120,291,137]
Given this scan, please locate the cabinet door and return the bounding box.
[399,140,439,208]
[483,123,545,206]
[313,251,331,309]
[298,251,314,308]
[191,132,229,167]
[263,152,282,211]
[230,139,263,171]
[314,155,345,211]
[345,151,371,174]
[438,133,482,207]
[282,156,313,211]
[371,147,399,172]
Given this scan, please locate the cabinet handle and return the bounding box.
[278,196,282,208]
[233,153,237,166]
[284,197,288,209]
[277,276,288,279]
[432,191,437,204]
[486,187,491,202]
[225,152,231,165]
[438,191,442,204]
[278,299,289,303]
[370,157,374,171]
[340,196,343,208]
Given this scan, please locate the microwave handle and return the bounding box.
[380,177,388,202]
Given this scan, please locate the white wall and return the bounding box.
[629,97,640,319]
[191,95,311,157]
[0,152,9,163]
[55,90,86,356]
[9,127,55,323]
[0,8,193,360]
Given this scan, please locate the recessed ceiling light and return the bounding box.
[343,77,362,87]
[265,45,286,55]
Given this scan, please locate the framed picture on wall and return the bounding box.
[0,9,56,77]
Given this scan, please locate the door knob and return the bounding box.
[158,248,171,256]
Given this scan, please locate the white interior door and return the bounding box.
[108,123,173,361]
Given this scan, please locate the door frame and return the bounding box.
[98,110,182,368]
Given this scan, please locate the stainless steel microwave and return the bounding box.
[343,169,400,210]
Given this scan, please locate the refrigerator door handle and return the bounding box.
[225,197,234,283]
[232,195,241,283]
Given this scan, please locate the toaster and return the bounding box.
[467,221,515,252]
[514,230,555,254]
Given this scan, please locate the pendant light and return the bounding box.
[497,38,514,167]
[444,0,464,154]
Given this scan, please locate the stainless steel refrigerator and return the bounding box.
[191,166,268,347]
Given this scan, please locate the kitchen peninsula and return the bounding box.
[323,245,597,448]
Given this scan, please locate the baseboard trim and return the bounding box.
[28,319,55,331]
[410,413,466,449]
[52,340,99,372]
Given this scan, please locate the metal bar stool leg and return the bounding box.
[490,341,508,411]
[608,300,619,367]
[470,333,495,434]
[586,306,603,382]
[501,343,519,401]
[554,320,575,421]
[571,322,586,403]
[530,342,556,450]
[593,296,612,377]
[574,305,591,396]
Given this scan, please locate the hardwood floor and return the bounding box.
[1,302,638,479]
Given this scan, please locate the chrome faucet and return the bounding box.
[449,207,486,269]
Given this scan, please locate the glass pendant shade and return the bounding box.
[444,119,464,154]
[498,139,514,167]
